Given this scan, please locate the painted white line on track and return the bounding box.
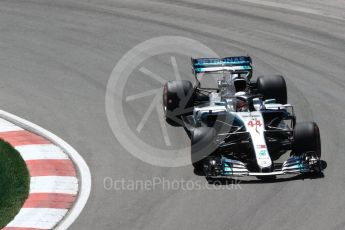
[0,117,23,132]
[7,208,68,229]
[16,144,69,161]
[30,176,79,195]
[0,110,91,230]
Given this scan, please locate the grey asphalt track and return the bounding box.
[1,0,345,229]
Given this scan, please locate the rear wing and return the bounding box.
[191,56,252,76]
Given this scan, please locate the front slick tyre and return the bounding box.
[191,127,217,173]
[292,122,321,158]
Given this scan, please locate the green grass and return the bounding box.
[0,139,30,228]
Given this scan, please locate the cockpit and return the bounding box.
[218,72,249,98]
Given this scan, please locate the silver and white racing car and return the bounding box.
[163,56,325,179]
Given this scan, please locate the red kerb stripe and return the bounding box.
[0,130,50,146]
[25,159,76,177]
[23,193,76,209]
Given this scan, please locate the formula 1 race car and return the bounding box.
[163,56,325,179]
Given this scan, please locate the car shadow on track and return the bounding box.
[205,167,326,185]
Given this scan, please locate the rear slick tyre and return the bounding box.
[163,80,194,126]
[257,75,287,104]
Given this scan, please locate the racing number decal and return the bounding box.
[248,119,262,128]
[256,120,262,127]
[247,120,254,127]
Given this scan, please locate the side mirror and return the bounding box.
[264,99,276,104]
[253,98,262,111]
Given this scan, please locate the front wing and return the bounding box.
[204,153,324,178]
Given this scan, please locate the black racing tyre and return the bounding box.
[163,80,194,126]
[292,122,321,158]
[257,75,287,104]
[191,127,217,172]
